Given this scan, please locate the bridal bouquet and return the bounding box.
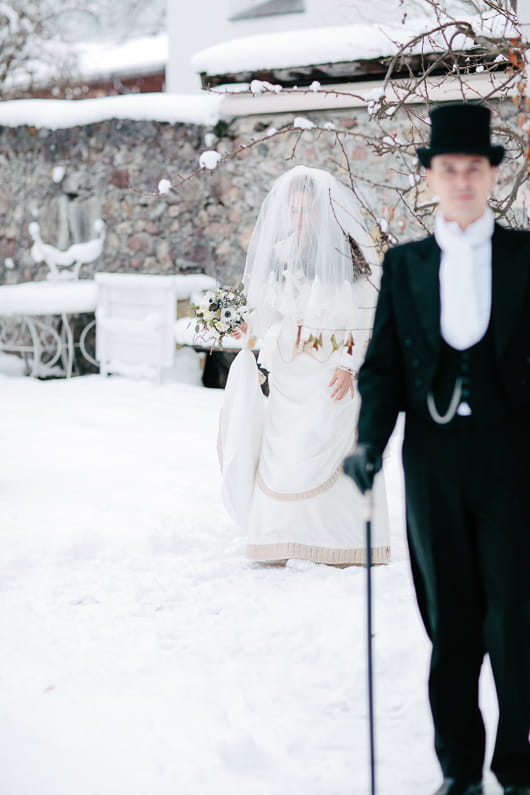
[192,284,249,346]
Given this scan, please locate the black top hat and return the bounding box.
[416,103,505,168]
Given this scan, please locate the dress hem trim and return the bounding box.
[247,542,391,565]
[256,462,346,501]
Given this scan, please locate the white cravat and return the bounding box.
[434,209,494,351]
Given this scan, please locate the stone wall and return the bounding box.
[0,102,521,288]
[0,120,217,284]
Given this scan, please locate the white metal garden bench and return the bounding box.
[0,220,104,377]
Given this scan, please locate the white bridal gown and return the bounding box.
[219,318,391,565]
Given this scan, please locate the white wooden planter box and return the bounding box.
[95,273,178,380]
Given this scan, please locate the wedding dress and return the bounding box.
[219,166,391,564]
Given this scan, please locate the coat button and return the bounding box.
[404,338,413,347]
[412,358,420,368]
[415,377,423,386]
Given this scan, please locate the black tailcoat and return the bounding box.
[357,222,530,787]
[358,223,530,447]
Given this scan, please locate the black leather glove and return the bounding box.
[343,444,382,495]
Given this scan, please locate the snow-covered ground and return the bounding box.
[0,371,502,795]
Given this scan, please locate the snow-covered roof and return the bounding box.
[75,33,168,81]
[0,93,222,130]
[191,13,513,80]
[2,32,168,97]
[192,24,419,76]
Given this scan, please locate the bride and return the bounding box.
[219,166,390,565]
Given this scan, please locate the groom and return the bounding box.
[344,103,530,795]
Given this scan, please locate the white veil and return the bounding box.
[243,166,380,339]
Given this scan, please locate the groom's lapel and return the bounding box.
[406,235,441,352]
[492,223,530,357]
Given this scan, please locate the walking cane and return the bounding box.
[364,487,376,795]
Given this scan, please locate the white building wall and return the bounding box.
[517,0,530,29]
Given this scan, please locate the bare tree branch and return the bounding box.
[163,0,530,242]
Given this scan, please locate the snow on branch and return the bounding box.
[199,151,222,170]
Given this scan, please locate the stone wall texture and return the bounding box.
[0,101,521,288]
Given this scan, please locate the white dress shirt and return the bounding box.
[434,208,494,351]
